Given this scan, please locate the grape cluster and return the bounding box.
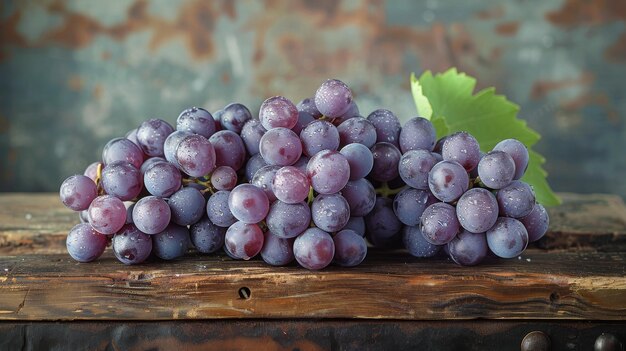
[59,79,548,269]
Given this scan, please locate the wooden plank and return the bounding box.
[0,249,624,321]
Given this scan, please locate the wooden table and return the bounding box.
[0,193,625,350]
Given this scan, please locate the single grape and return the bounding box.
[448,230,488,266]
[428,160,469,203]
[370,142,402,182]
[493,138,529,180]
[211,166,238,191]
[402,225,441,258]
[337,116,377,148]
[176,134,217,177]
[102,137,144,169]
[260,231,295,266]
[469,151,485,179]
[477,150,516,189]
[314,79,352,118]
[399,117,436,153]
[259,96,299,130]
[398,149,437,190]
[240,119,266,156]
[311,193,351,232]
[228,184,270,224]
[431,152,443,163]
[433,136,448,154]
[333,229,367,267]
[169,187,206,226]
[60,175,98,211]
[367,109,401,147]
[209,130,246,171]
[306,150,350,194]
[342,216,366,237]
[266,201,311,238]
[140,157,166,175]
[163,130,192,168]
[456,188,499,233]
[393,187,432,226]
[66,223,108,262]
[136,118,174,157]
[245,153,268,181]
[293,228,335,270]
[220,103,252,133]
[143,161,181,197]
[132,196,171,234]
[259,127,302,166]
[152,224,190,260]
[291,111,315,135]
[420,202,460,245]
[79,209,90,223]
[292,155,310,173]
[88,195,127,235]
[100,161,143,201]
[519,203,549,242]
[296,97,323,119]
[442,132,481,172]
[486,217,529,258]
[112,224,153,265]
[300,120,340,157]
[125,128,141,148]
[340,143,373,180]
[206,190,237,228]
[332,101,360,125]
[496,180,535,218]
[365,197,403,248]
[251,165,281,202]
[224,221,264,260]
[83,162,101,183]
[190,216,226,254]
[176,107,216,138]
[272,166,310,204]
[125,201,135,224]
[340,178,376,217]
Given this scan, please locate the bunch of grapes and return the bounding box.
[59,78,548,269]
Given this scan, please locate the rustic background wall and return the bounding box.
[1,0,624,199]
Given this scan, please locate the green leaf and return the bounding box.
[410,68,561,206]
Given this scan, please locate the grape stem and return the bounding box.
[375,182,406,198]
[95,163,105,196]
[182,176,215,194]
[307,186,315,205]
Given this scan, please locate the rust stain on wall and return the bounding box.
[495,22,520,36]
[530,73,594,99]
[546,0,626,26]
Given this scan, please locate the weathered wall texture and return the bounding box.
[1,0,625,197]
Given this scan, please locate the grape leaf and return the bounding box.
[410,69,561,206]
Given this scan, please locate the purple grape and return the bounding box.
[293,228,335,270]
[176,134,217,177]
[332,101,360,125]
[393,187,432,226]
[398,149,437,190]
[477,151,516,189]
[306,150,350,194]
[266,201,311,239]
[433,136,448,154]
[448,230,488,266]
[83,162,101,183]
[206,190,237,228]
[140,157,166,175]
[428,160,469,203]
[297,97,322,119]
[169,187,206,226]
[102,137,144,169]
[367,109,401,147]
[259,96,299,130]
[300,120,340,157]
[399,117,436,153]
[340,143,373,180]
[519,203,549,242]
[333,229,367,267]
[132,196,171,234]
[314,79,352,118]
[88,195,127,235]
[496,180,535,218]
[143,161,181,197]
[136,118,174,157]
[240,119,266,156]
[245,154,268,181]
[152,224,190,260]
[420,202,460,245]
[79,209,90,223]
[125,128,141,148]
[337,116,377,148]
[176,107,216,138]
[292,155,310,173]
[112,224,153,265]
[341,178,376,217]
[220,103,252,133]
[493,139,529,180]
[211,166,238,191]
[100,161,143,201]
[60,174,98,211]
[163,130,192,168]
[370,142,402,182]
[190,216,226,254]
[469,151,485,179]
[66,223,108,262]
[311,193,351,232]
[251,165,281,203]
[260,231,295,266]
[342,216,366,237]
[228,184,270,224]
[486,217,529,258]
[442,132,481,172]
[209,130,246,171]
[292,111,315,135]
[224,221,264,260]
[402,225,441,258]
[259,127,302,166]
[272,166,310,204]
[456,188,499,233]
[431,152,443,163]
[365,197,403,248]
